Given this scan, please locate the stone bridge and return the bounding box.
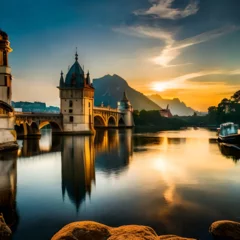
[14,107,126,138]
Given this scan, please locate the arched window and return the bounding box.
[88,102,91,108]
[69,116,74,123]
[69,100,73,108]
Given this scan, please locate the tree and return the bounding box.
[231,90,240,103]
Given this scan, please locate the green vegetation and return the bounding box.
[134,90,240,129]
[207,90,240,125]
[133,110,187,130]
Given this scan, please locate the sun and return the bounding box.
[151,82,167,92]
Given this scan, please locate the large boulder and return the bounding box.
[158,235,196,240]
[51,221,111,240]
[109,225,157,240]
[209,220,240,240]
[0,214,12,240]
[52,221,196,240]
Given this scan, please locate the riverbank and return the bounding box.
[51,220,240,240]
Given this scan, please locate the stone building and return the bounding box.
[58,52,95,134]
[160,105,173,118]
[0,30,17,150]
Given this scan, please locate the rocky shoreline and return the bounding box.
[1,214,240,239]
[50,220,240,240]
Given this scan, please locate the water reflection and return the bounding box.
[0,151,19,230]
[61,136,95,211]
[2,128,240,240]
[17,133,61,157]
[218,143,240,162]
[95,129,133,174]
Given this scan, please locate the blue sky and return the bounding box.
[2,0,240,110]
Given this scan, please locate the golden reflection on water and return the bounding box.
[130,128,240,233]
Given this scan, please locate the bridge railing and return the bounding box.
[15,112,61,117]
[93,106,121,113]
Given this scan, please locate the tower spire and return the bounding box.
[75,47,78,61]
[122,91,128,101]
[60,70,64,87]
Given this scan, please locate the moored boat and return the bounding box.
[217,122,240,144]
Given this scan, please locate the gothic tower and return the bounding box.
[57,52,95,134]
[0,30,12,105]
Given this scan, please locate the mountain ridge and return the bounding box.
[93,74,202,116]
[148,94,197,116]
[93,74,162,111]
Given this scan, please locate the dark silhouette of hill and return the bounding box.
[93,74,161,111]
[149,94,198,116]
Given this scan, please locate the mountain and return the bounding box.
[148,94,197,116]
[93,74,161,111]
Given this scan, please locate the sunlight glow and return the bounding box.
[151,81,176,92]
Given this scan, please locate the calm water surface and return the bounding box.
[1,128,240,240]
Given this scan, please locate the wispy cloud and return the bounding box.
[135,0,199,20]
[151,69,240,92]
[153,25,239,67]
[113,25,174,44]
[114,25,239,67]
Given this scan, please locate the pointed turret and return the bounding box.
[118,91,132,111]
[59,71,64,88]
[122,91,129,102]
[86,71,91,85]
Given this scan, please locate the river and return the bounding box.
[0,128,240,239]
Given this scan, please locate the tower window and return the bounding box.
[69,109,73,113]
[0,52,3,65]
[69,116,74,122]
[3,51,7,66]
[88,102,91,108]
[69,100,73,108]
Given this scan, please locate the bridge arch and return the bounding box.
[108,116,117,127]
[118,117,125,127]
[94,115,106,127]
[39,121,63,133]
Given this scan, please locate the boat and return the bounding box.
[217,122,240,144]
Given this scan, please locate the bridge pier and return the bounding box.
[15,122,41,139]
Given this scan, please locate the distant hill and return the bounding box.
[148,94,199,116]
[12,101,60,113]
[93,74,161,111]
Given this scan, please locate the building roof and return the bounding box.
[0,30,8,40]
[64,52,85,88]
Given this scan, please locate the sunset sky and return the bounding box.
[2,0,240,111]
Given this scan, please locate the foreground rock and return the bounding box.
[158,236,195,240]
[209,220,240,240]
[51,221,196,240]
[0,214,12,240]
